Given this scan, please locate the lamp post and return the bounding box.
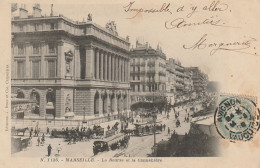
[153,111,157,146]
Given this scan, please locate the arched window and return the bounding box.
[94,92,99,116]
[16,91,25,98]
[103,93,107,114]
[30,91,40,115]
[46,90,55,116]
[111,93,115,113]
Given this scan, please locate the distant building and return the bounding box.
[187,67,208,95]
[129,41,167,104]
[11,5,131,119]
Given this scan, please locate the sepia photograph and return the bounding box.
[1,0,260,167]
[10,3,220,158]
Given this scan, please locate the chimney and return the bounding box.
[19,4,28,19]
[33,4,42,17]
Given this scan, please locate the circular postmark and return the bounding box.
[214,95,260,141]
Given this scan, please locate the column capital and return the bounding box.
[85,45,95,50]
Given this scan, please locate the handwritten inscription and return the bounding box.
[123,0,257,56]
[165,16,229,29]
[123,1,172,19]
[183,34,257,55]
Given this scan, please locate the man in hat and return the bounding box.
[47,144,52,157]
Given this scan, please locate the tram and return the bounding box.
[93,133,130,155]
[134,121,163,136]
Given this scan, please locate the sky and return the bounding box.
[11,0,260,87]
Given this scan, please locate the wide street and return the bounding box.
[12,108,191,158]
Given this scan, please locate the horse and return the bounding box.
[15,127,29,136]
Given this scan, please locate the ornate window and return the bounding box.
[33,44,39,54]
[48,43,55,54]
[18,44,24,55]
[31,60,40,78]
[48,60,56,78]
[17,61,25,78]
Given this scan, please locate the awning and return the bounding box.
[64,112,75,117]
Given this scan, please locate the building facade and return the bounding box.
[11,5,131,119]
[129,41,167,104]
[187,67,208,95]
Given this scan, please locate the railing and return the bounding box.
[12,114,119,127]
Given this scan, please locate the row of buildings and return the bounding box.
[11,4,209,119]
[129,42,208,106]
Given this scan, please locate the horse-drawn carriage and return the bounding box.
[93,133,130,155]
[51,129,67,138]
[11,127,29,136]
[93,125,105,137]
[11,137,32,154]
[134,121,162,136]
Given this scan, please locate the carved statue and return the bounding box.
[105,21,118,35]
[87,13,92,21]
[64,50,73,76]
[66,61,70,73]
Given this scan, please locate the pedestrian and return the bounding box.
[37,136,40,146]
[168,127,170,136]
[29,130,32,138]
[107,125,110,130]
[47,127,50,135]
[34,129,37,137]
[57,144,62,156]
[47,144,52,157]
[41,134,45,144]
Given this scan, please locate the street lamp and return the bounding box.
[152,110,157,146]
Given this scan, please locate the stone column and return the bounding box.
[115,56,117,81]
[108,53,111,81]
[116,56,119,81]
[85,46,94,79]
[111,54,114,81]
[57,41,64,78]
[100,51,103,80]
[74,45,80,79]
[40,41,46,78]
[128,61,130,82]
[96,49,99,79]
[119,57,121,82]
[125,59,127,82]
[122,58,125,82]
[25,42,30,78]
[104,52,107,80]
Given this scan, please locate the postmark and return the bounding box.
[214,94,260,141]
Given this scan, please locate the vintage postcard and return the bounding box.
[0,0,260,167]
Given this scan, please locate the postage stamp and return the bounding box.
[214,94,260,141]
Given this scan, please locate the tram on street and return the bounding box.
[93,133,130,155]
[134,121,163,136]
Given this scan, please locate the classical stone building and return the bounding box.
[11,5,131,119]
[129,41,167,105]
